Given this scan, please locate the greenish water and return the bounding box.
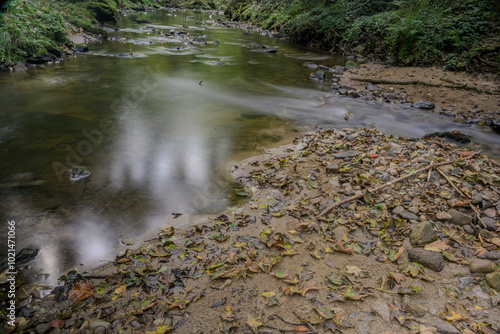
[0,9,499,285]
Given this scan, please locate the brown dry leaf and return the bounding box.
[419,325,437,334]
[293,325,309,332]
[65,282,94,303]
[346,266,362,277]
[246,311,263,333]
[424,240,451,252]
[490,238,500,248]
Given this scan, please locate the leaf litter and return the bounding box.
[7,128,500,334]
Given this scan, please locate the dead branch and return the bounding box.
[318,153,481,218]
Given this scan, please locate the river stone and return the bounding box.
[410,221,437,245]
[310,70,325,80]
[482,250,500,260]
[470,259,497,273]
[458,277,474,290]
[408,248,444,272]
[399,212,419,221]
[481,217,499,231]
[89,320,111,330]
[436,212,452,220]
[393,206,404,215]
[446,209,472,226]
[326,163,339,174]
[335,150,361,159]
[413,101,435,110]
[345,60,359,69]
[485,272,500,291]
[35,323,51,334]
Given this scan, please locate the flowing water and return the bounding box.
[1,9,499,285]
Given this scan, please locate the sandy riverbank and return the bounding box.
[7,127,500,334]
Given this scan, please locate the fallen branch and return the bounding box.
[349,77,500,95]
[435,167,488,229]
[318,153,480,218]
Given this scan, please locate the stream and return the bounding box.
[0,8,499,286]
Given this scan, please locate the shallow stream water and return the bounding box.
[1,9,499,285]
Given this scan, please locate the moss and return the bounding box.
[223,0,500,72]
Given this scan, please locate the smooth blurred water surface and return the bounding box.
[0,8,499,284]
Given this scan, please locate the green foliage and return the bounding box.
[225,0,500,70]
[0,0,163,65]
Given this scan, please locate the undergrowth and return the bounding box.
[0,0,162,65]
[224,0,500,72]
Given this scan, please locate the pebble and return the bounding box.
[481,217,499,231]
[35,323,51,334]
[458,276,474,290]
[393,206,404,214]
[469,259,497,273]
[335,150,362,158]
[485,271,500,291]
[408,248,444,272]
[410,221,437,245]
[436,212,452,220]
[399,211,420,221]
[446,209,473,226]
[326,163,339,174]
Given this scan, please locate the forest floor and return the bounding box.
[9,128,500,334]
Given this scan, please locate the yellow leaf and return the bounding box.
[443,310,465,322]
[114,284,126,295]
[262,291,276,298]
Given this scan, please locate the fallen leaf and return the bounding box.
[65,282,93,303]
[424,240,451,252]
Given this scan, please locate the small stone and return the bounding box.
[310,70,325,80]
[35,323,51,334]
[410,222,437,245]
[413,101,435,110]
[326,163,339,174]
[90,320,111,330]
[335,150,362,159]
[483,250,500,260]
[463,225,475,235]
[399,212,419,221]
[408,248,444,272]
[94,326,107,334]
[436,212,452,220]
[447,209,473,226]
[484,208,497,218]
[485,272,500,291]
[393,206,404,214]
[366,83,377,91]
[458,276,474,290]
[470,259,497,273]
[481,217,499,231]
[296,142,308,150]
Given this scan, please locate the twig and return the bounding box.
[273,314,306,326]
[318,153,481,218]
[435,167,488,229]
[318,160,453,218]
[427,161,434,182]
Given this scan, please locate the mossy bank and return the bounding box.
[222,0,500,73]
[0,0,165,68]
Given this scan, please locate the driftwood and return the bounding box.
[318,153,481,218]
[349,77,500,95]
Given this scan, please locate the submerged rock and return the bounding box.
[70,166,91,181]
